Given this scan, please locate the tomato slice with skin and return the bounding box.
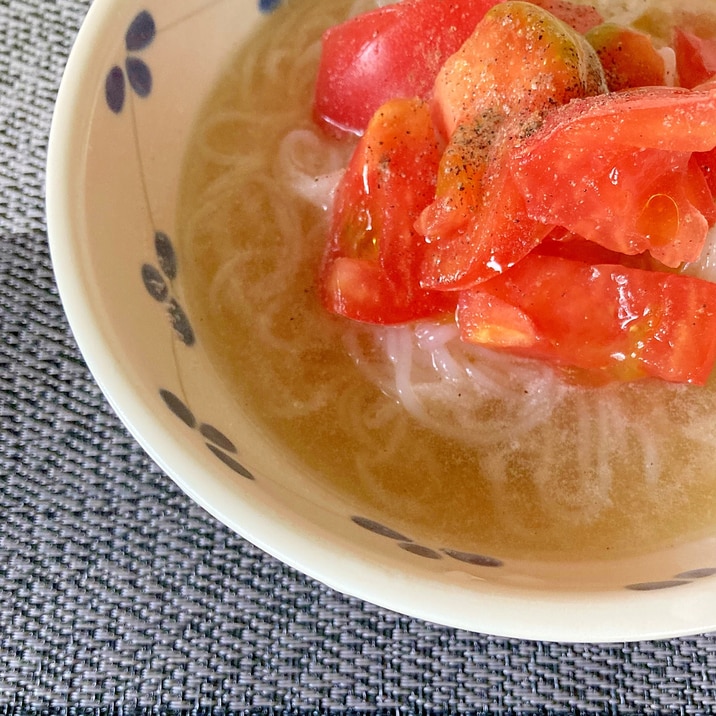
[417,1,606,291]
[518,85,716,152]
[323,258,410,323]
[457,254,716,384]
[418,143,555,290]
[586,23,666,92]
[312,0,603,138]
[320,98,456,324]
[312,0,501,137]
[315,4,716,387]
[431,0,606,140]
[509,86,716,267]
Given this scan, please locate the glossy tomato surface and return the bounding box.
[320,98,455,324]
[313,0,500,136]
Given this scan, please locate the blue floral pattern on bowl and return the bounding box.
[103,5,276,482]
[105,10,156,114]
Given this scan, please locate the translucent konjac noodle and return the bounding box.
[178,0,716,560]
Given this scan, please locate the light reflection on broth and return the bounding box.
[177,0,716,561]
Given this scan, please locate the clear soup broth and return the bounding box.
[178,0,716,562]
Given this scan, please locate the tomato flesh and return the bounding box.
[510,87,716,267]
[696,147,716,197]
[320,98,455,324]
[674,27,716,89]
[431,0,606,139]
[586,23,666,91]
[418,143,555,290]
[312,0,501,137]
[457,254,716,384]
[417,1,606,290]
[315,2,716,385]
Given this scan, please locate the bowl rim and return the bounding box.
[45,0,716,643]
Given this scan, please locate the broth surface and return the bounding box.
[178,0,716,561]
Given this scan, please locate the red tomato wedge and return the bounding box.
[674,27,716,89]
[692,78,716,197]
[431,0,606,139]
[320,98,455,324]
[509,86,716,267]
[417,1,606,291]
[313,2,716,386]
[586,23,666,91]
[418,140,555,290]
[457,254,716,384]
[696,147,716,197]
[516,85,716,152]
[312,0,501,137]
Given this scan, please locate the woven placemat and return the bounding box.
[2,0,716,711]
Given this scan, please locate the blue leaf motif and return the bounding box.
[155,231,177,280]
[159,389,255,480]
[399,543,442,560]
[126,57,152,98]
[141,264,168,302]
[125,10,156,52]
[259,0,282,12]
[159,389,197,428]
[351,516,409,541]
[105,66,126,114]
[442,549,503,568]
[106,10,156,113]
[167,298,195,346]
[206,444,255,480]
[200,423,236,453]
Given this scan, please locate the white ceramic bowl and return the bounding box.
[47,0,716,642]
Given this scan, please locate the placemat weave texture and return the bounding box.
[3,0,716,712]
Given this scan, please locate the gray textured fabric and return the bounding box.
[4,0,716,712]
